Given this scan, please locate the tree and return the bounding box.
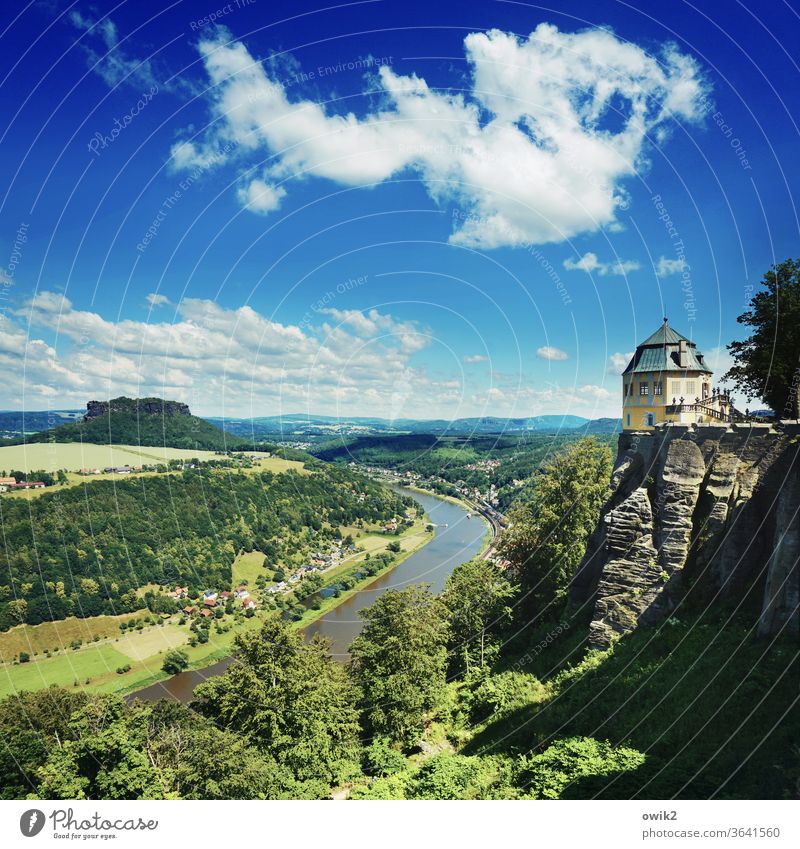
[724,259,800,417]
[193,616,361,784]
[161,649,189,675]
[498,438,611,619]
[515,737,645,799]
[441,558,514,673]
[349,585,449,747]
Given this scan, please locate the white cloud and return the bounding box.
[146,293,171,308]
[564,251,640,276]
[536,346,569,361]
[4,293,447,417]
[463,354,487,363]
[655,256,688,277]
[607,351,634,373]
[174,24,707,248]
[236,179,286,213]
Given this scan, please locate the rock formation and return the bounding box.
[570,422,800,648]
[84,397,191,420]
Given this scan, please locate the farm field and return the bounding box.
[0,611,148,662]
[232,550,269,586]
[0,611,268,699]
[0,442,222,474]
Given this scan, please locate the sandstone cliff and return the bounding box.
[570,422,800,648]
[84,397,191,420]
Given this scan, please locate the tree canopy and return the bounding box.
[725,258,800,417]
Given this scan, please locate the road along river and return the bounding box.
[131,488,488,703]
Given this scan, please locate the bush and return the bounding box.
[161,649,190,675]
[18,652,30,663]
[364,737,408,777]
[116,664,132,674]
[463,669,545,723]
[515,737,645,800]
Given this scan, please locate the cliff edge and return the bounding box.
[570,422,800,648]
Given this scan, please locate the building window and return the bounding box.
[626,414,630,427]
[654,382,663,396]
[645,413,655,426]
[702,383,710,398]
[686,381,696,395]
[671,381,681,397]
[639,382,649,396]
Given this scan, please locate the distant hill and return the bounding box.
[4,398,250,451]
[206,413,621,438]
[0,409,83,439]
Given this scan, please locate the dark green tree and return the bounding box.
[498,437,611,618]
[161,649,189,675]
[441,558,514,673]
[193,616,361,784]
[349,585,449,747]
[724,258,800,417]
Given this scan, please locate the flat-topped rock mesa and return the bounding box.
[570,421,800,648]
[84,397,191,421]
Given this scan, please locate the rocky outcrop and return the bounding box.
[571,422,800,648]
[84,397,191,420]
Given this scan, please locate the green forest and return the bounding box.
[1,437,795,800]
[313,432,616,510]
[0,461,408,632]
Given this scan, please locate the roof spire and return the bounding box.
[663,316,668,324]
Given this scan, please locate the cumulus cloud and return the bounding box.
[536,346,569,361]
[655,256,688,277]
[146,293,171,308]
[4,293,446,417]
[173,24,708,248]
[563,251,640,276]
[236,179,286,213]
[463,354,487,363]
[607,351,634,373]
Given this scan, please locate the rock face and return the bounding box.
[571,423,800,648]
[84,397,191,421]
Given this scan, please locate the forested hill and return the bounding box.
[3,397,250,451]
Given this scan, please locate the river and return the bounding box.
[130,488,487,703]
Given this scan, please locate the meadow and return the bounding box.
[0,442,223,473]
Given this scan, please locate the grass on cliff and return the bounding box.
[460,610,799,799]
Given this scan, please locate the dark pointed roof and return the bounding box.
[622,319,712,375]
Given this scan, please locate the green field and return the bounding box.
[232,550,269,586]
[0,442,223,474]
[0,611,147,662]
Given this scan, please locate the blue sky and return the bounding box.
[1,0,798,419]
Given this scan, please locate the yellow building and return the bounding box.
[622,319,732,430]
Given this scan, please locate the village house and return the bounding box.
[234,586,250,599]
[170,586,189,599]
[9,481,46,490]
[199,608,214,618]
[203,597,217,609]
[242,597,258,610]
[0,476,16,486]
[203,590,218,601]
[182,605,196,616]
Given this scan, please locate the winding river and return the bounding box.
[131,488,488,703]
